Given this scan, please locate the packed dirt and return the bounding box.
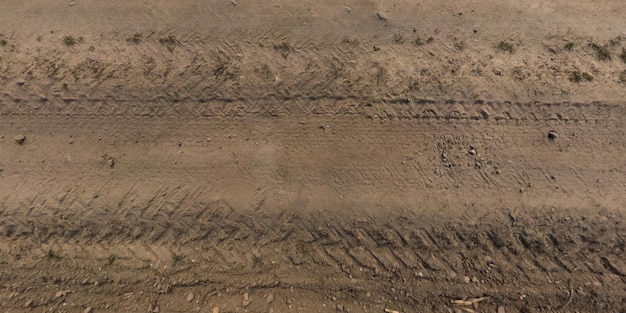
[1,0,626,312]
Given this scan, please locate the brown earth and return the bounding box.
[1,1,626,312]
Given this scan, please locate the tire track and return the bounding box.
[2,203,624,283]
[1,93,623,123]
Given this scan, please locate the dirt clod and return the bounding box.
[243,292,250,306]
[14,134,26,145]
[54,290,69,298]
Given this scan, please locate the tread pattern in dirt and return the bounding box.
[0,95,622,122]
[1,200,625,287]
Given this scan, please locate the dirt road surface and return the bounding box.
[1,1,625,312]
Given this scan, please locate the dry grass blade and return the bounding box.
[451,297,488,306]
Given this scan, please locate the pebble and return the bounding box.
[213,307,220,313]
[186,291,194,302]
[266,293,274,303]
[376,12,388,20]
[548,131,558,139]
[14,134,26,145]
[498,306,506,313]
[463,276,471,284]
[24,300,33,307]
[336,304,344,311]
[55,290,69,298]
[243,292,250,307]
[84,307,93,313]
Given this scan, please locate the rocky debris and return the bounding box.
[155,283,171,294]
[14,134,26,145]
[243,292,250,307]
[55,290,70,298]
[548,131,558,139]
[186,291,194,302]
[266,293,274,303]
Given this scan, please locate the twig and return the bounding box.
[557,280,574,310]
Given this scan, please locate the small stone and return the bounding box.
[497,306,506,313]
[14,134,26,145]
[213,307,220,313]
[186,291,194,302]
[376,12,388,20]
[548,131,558,139]
[54,290,68,298]
[16,80,25,86]
[366,292,372,298]
[243,292,250,307]
[153,305,160,313]
[469,149,476,155]
[24,300,33,307]
[463,276,471,284]
[84,307,93,313]
[471,276,479,283]
[336,304,344,311]
[266,293,274,304]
